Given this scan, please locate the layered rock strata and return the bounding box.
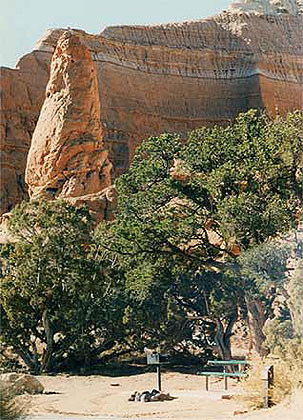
[1,7,303,215]
[229,0,302,14]
[25,32,113,220]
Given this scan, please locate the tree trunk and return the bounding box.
[214,314,237,364]
[40,308,53,372]
[15,346,40,374]
[245,295,268,357]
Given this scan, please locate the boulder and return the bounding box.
[1,373,44,395]
[1,372,20,383]
[13,375,44,395]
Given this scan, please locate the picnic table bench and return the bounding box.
[197,360,248,391]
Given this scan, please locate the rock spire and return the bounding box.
[25,31,113,213]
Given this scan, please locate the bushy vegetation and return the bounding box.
[0,200,127,373]
[96,109,302,360]
[241,251,303,409]
[0,110,302,374]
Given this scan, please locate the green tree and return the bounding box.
[96,110,301,359]
[0,200,125,373]
[263,260,303,368]
[239,241,291,356]
[287,261,303,339]
[273,110,303,202]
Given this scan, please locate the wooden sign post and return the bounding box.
[261,365,274,408]
[145,349,168,392]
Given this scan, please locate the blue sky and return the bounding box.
[0,0,230,68]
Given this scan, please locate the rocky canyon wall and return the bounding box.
[1,9,302,215]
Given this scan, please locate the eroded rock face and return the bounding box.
[25,32,112,216]
[229,0,302,14]
[0,29,67,215]
[1,8,303,215]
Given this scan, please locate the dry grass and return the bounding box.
[238,356,303,410]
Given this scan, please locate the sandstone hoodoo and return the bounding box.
[1,1,303,215]
[25,31,113,217]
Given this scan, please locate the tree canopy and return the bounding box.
[0,200,126,372]
[96,109,302,358]
[1,110,302,370]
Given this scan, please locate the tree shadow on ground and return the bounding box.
[83,363,202,377]
[46,361,203,378]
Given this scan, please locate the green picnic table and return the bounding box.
[197,360,248,391]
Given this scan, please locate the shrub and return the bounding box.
[240,351,303,410]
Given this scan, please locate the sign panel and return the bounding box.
[147,352,160,365]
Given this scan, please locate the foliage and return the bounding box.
[263,261,303,362]
[237,240,292,355]
[272,110,303,202]
[240,358,296,409]
[239,241,291,291]
[105,109,298,274]
[96,110,302,358]
[1,110,302,371]
[287,262,303,338]
[241,340,303,409]
[0,200,126,373]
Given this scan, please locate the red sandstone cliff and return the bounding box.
[1,9,302,215]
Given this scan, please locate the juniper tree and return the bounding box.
[0,200,126,372]
[96,110,302,359]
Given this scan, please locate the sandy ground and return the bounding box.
[19,372,303,420]
[241,389,303,420]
